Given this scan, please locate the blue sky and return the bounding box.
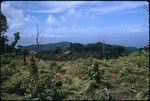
[1,1,149,47]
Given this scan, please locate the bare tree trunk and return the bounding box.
[35,22,47,60]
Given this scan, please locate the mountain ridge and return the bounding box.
[23,41,138,52]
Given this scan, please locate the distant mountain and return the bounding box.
[23,41,71,51]
[23,41,138,53]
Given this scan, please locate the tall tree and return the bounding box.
[0,11,8,54]
[0,11,8,35]
[11,32,20,48]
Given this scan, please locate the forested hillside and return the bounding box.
[23,41,137,53]
[23,42,138,61]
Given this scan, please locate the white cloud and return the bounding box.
[25,1,87,14]
[27,8,65,14]
[46,14,62,28]
[46,8,77,29]
[67,8,76,16]
[99,24,146,34]
[89,1,148,15]
[1,1,35,31]
[39,1,87,9]
[57,24,146,36]
[121,24,144,33]
[44,34,69,38]
[38,1,147,16]
[42,1,148,25]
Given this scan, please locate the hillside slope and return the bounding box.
[1,49,149,100]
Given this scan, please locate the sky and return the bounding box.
[1,1,149,48]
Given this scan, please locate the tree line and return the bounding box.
[36,42,127,61]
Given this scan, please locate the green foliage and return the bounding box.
[22,49,28,65]
[121,74,137,83]
[1,11,9,54]
[11,32,21,48]
[26,52,39,98]
[0,12,22,54]
[2,72,29,96]
[0,11,8,35]
[1,93,25,100]
[1,49,149,100]
[1,61,17,83]
[25,41,130,61]
[54,46,62,54]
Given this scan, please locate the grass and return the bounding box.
[1,49,149,100]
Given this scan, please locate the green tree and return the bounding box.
[55,47,62,54]
[0,11,8,54]
[70,43,84,53]
[0,11,8,35]
[11,32,21,48]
